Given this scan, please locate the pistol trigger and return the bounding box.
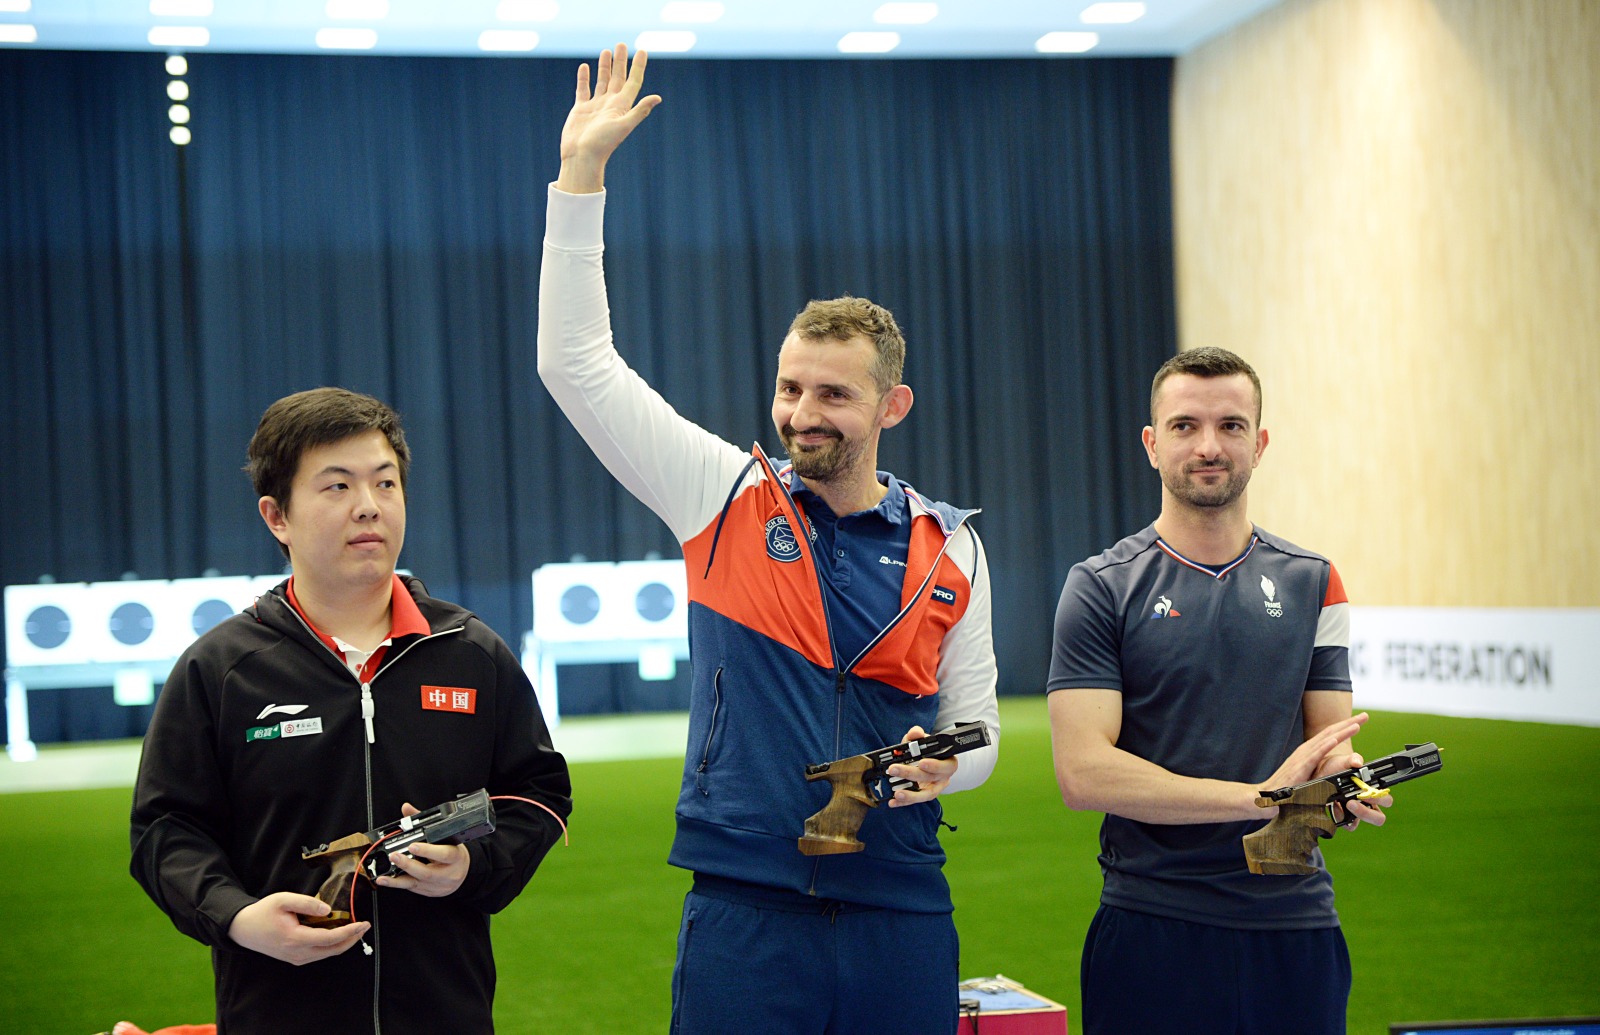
[1330,801,1358,830]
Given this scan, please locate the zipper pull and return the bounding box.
[361,681,375,743]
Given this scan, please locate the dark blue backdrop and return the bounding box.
[0,49,1174,740]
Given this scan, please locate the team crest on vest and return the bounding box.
[1260,575,1283,618]
[765,515,802,562]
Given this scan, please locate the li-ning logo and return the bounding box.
[1150,595,1181,619]
[765,515,802,563]
[256,703,308,721]
[931,586,956,606]
[1260,575,1283,618]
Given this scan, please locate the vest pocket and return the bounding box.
[693,666,723,795]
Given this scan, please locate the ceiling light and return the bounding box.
[661,1,724,22]
[1035,31,1098,53]
[167,79,190,101]
[147,26,210,47]
[478,29,539,52]
[168,103,191,125]
[316,27,379,49]
[838,31,900,53]
[1081,2,1145,23]
[325,0,388,19]
[634,30,696,53]
[170,126,192,146]
[165,54,188,75]
[0,23,37,42]
[0,0,32,11]
[149,0,214,15]
[496,0,558,20]
[873,2,937,24]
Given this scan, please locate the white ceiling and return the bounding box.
[1,0,1282,58]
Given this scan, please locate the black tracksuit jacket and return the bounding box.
[130,576,572,1034]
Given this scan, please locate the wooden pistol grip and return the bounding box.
[1243,784,1339,875]
[299,832,371,928]
[798,761,879,856]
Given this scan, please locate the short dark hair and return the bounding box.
[788,296,906,395]
[1149,347,1263,425]
[246,388,411,549]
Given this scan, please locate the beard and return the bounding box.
[1162,457,1251,509]
[781,424,867,483]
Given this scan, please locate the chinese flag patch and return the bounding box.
[421,685,477,714]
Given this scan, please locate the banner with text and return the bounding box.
[1348,608,1600,726]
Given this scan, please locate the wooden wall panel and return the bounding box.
[1172,0,1600,605]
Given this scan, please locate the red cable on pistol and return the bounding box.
[345,796,568,929]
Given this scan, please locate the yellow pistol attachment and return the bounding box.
[1351,775,1389,800]
[1329,774,1390,829]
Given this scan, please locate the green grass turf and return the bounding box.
[1,701,1596,1033]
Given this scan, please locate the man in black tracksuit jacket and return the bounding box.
[130,388,571,1034]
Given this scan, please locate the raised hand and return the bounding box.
[557,43,662,194]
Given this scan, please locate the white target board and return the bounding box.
[525,560,692,728]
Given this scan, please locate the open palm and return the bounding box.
[559,44,661,182]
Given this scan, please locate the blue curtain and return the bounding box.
[0,49,1173,734]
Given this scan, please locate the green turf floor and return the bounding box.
[2,700,1595,1033]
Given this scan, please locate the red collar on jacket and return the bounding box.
[285,573,431,681]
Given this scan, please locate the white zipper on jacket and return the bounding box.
[359,681,376,743]
[363,628,463,742]
[264,590,468,1033]
[357,623,465,1033]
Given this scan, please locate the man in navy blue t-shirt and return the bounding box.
[1047,347,1390,1035]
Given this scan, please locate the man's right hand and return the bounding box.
[556,43,662,195]
[227,892,370,966]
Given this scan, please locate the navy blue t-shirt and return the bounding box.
[1048,525,1352,930]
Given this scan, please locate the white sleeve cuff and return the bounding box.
[544,183,606,250]
[943,737,998,794]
